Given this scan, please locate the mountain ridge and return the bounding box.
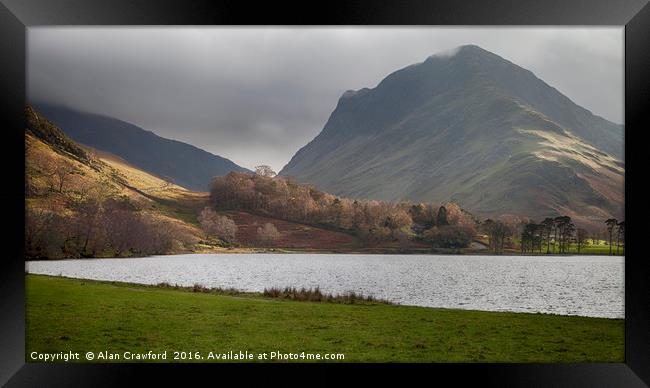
[30,102,251,191]
[280,45,624,227]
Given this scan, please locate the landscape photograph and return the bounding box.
[25,27,625,363]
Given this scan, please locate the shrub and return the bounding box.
[197,207,237,243]
[262,286,391,304]
[423,225,476,248]
[257,222,280,245]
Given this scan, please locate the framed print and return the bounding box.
[1,0,649,386]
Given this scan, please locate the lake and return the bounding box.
[25,254,624,319]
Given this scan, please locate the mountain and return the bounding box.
[25,106,372,256]
[30,103,251,191]
[280,45,624,227]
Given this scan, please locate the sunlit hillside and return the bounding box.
[26,106,392,258]
[25,106,205,258]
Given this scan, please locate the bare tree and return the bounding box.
[103,207,142,256]
[197,207,238,243]
[25,208,67,258]
[52,163,75,193]
[257,222,280,245]
[482,219,511,254]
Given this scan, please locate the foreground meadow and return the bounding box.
[26,275,623,363]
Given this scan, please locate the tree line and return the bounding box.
[518,216,624,255]
[207,170,477,248]
[25,149,195,259]
[26,178,195,259]
[197,206,282,247]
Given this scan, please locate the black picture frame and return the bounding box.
[1,0,648,386]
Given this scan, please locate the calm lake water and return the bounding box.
[26,254,624,319]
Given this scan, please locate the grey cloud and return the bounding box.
[28,27,623,172]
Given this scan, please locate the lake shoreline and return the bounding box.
[29,273,396,306]
[29,273,625,320]
[25,272,624,320]
[26,253,624,319]
[25,274,624,362]
[24,247,625,261]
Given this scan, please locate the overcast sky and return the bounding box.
[28,27,623,172]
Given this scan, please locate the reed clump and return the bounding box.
[262,286,392,305]
[154,282,393,305]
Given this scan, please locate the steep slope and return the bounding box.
[25,106,206,256]
[30,103,251,191]
[280,45,624,226]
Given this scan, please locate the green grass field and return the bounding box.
[26,274,624,363]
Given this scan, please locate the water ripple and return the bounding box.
[26,254,624,318]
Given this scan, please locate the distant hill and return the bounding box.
[31,103,251,191]
[280,45,624,227]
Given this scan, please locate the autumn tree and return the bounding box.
[409,203,437,230]
[257,222,280,245]
[208,172,478,247]
[381,206,413,244]
[197,207,237,243]
[330,198,343,225]
[424,224,476,249]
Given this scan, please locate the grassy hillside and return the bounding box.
[26,106,207,257]
[86,145,210,227]
[26,274,624,362]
